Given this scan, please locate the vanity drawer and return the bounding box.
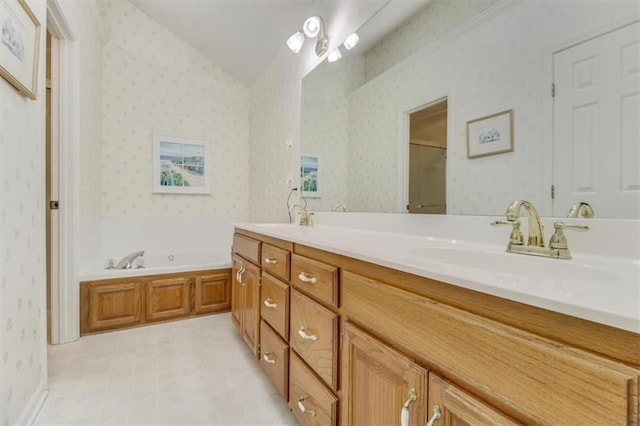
[289,351,338,426]
[291,254,339,308]
[259,320,289,400]
[261,243,290,281]
[260,273,289,340]
[233,233,261,265]
[290,289,339,390]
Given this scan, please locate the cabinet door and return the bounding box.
[146,277,190,321]
[231,255,244,332]
[241,261,261,358]
[427,373,520,426]
[89,282,142,330]
[194,271,230,314]
[345,322,428,426]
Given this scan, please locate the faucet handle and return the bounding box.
[491,220,524,245]
[549,222,589,250]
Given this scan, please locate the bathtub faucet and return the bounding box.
[116,250,145,269]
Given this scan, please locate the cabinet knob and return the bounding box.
[297,272,317,284]
[297,326,318,342]
[262,353,276,364]
[297,396,316,416]
[264,257,278,265]
[263,299,278,309]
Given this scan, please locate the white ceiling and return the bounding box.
[128,0,428,86]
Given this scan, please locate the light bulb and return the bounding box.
[287,31,305,54]
[327,48,342,63]
[343,33,359,50]
[303,16,321,38]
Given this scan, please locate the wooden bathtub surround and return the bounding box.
[232,228,640,425]
[80,268,231,335]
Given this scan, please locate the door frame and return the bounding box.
[46,0,80,344]
[542,16,640,217]
[397,94,451,213]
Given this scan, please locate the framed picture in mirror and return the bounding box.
[0,0,41,100]
[300,153,320,197]
[466,109,513,159]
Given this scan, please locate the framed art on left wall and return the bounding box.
[152,134,211,195]
[0,0,41,99]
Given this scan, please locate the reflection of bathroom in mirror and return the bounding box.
[300,0,640,218]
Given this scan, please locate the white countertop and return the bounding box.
[236,222,640,333]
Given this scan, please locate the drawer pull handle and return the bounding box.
[426,405,442,426]
[263,299,278,309]
[297,272,317,284]
[237,267,246,286]
[297,326,318,342]
[262,353,276,364]
[297,396,316,416]
[264,257,278,265]
[400,388,417,426]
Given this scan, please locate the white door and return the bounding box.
[553,22,640,218]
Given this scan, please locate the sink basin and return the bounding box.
[407,247,619,282]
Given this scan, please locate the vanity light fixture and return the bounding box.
[343,32,359,50]
[327,48,342,63]
[286,15,329,57]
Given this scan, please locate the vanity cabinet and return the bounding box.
[233,228,640,425]
[80,268,231,335]
[231,253,261,357]
[344,322,427,426]
[259,319,289,399]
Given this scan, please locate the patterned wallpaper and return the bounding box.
[364,0,499,82]
[300,56,365,211]
[99,0,249,219]
[0,0,47,424]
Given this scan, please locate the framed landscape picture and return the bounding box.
[0,0,41,99]
[300,153,320,198]
[152,134,210,194]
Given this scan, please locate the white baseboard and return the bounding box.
[15,380,48,425]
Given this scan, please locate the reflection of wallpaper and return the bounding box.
[99,0,249,219]
[348,1,638,215]
[0,0,47,424]
[301,57,365,211]
[365,0,498,82]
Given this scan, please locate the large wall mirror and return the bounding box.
[300,0,640,219]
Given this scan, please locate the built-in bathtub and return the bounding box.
[79,251,232,281]
[79,251,234,335]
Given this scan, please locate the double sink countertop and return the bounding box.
[235,222,640,334]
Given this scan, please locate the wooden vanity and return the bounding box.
[231,228,639,425]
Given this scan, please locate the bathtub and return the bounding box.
[79,251,232,281]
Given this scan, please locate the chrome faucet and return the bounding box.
[492,200,588,259]
[567,202,594,218]
[331,204,347,212]
[115,250,145,269]
[289,204,314,226]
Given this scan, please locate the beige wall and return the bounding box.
[0,0,47,423]
[99,1,250,221]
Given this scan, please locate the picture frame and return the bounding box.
[1,0,41,100]
[466,109,513,158]
[300,153,320,198]
[152,134,211,194]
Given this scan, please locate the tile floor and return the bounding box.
[35,313,297,425]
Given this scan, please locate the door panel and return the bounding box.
[553,22,640,218]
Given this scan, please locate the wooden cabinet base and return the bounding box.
[80,268,231,335]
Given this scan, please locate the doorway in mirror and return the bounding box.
[408,99,448,214]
